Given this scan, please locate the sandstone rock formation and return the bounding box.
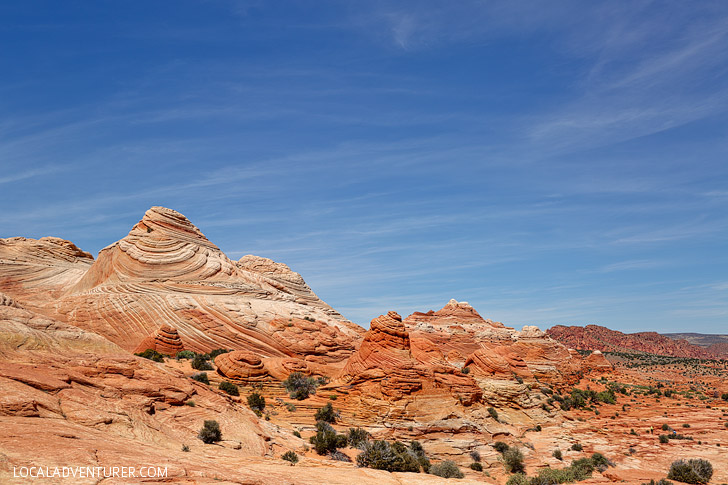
[583,350,613,372]
[335,311,482,408]
[0,207,364,361]
[406,300,584,385]
[215,350,269,381]
[133,323,185,356]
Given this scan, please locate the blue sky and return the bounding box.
[1,1,727,332]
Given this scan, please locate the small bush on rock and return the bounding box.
[506,474,530,485]
[494,441,510,454]
[430,460,464,479]
[667,459,713,484]
[470,462,483,471]
[247,392,265,414]
[190,372,209,384]
[219,380,239,396]
[315,402,338,423]
[356,440,425,473]
[309,421,346,455]
[135,349,165,362]
[282,450,298,464]
[209,348,231,359]
[346,427,371,448]
[191,355,213,370]
[283,371,319,400]
[503,447,525,473]
[198,420,222,444]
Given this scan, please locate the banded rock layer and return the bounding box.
[335,311,483,409]
[133,323,185,356]
[0,207,364,362]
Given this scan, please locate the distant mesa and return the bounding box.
[547,324,727,359]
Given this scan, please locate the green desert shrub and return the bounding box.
[330,450,351,462]
[247,392,265,413]
[346,427,371,448]
[506,474,530,485]
[494,441,510,454]
[596,389,617,404]
[571,443,583,451]
[283,371,319,400]
[356,440,427,473]
[503,447,525,473]
[667,459,713,484]
[430,460,464,479]
[281,450,299,464]
[176,350,195,360]
[470,462,483,471]
[293,430,301,438]
[209,348,232,359]
[660,435,670,444]
[461,366,471,374]
[135,349,165,362]
[191,354,213,370]
[190,372,209,384]
[487,407,499,421]
[590,452,613,471]
[408,440,431,472]
[553,449,563,460]
[198,420,222,444]
[219,380,239,396]
[470,450,481,462]
[315,402,338,423]
[309,421,346,455]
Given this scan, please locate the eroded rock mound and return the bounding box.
[583,350,613,372]
[215,350,269,380]
[133,323,185,356]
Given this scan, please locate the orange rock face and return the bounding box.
[336,311,482,405]
[215,350,269,380]
[405,300,584,386]
[133,323,185,356]
[0,207,363,361]
[583,350,613,372]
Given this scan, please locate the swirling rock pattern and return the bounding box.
[133,323,185,356]
[0,207,363,360]
[215,350,269,380]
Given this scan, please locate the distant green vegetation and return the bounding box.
[135,349,165,362]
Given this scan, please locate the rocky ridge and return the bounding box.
[547,324,727,359]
